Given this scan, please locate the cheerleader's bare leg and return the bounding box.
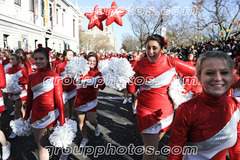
[77,111,87,139]
[141,132,165,160]
[0,130,11,159]
[68,98,75,119]
[0,130,8,146]
[14,101,25,119]
[64,101,70,118]
[33,128,52,160]
[86,111,98,128]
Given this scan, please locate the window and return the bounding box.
[29,0,34,12]
[40,0,44,17]
[3,34,9,48]
[14,0,21,6]
[73,19,75,37]
[56,9,58,24]
[49,4,52,22]
[62,12,64,27]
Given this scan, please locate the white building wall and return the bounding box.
[0,0,82,53]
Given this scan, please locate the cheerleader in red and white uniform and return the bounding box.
[0,63,11,160]
[6,54,28,139]
[2,49,11,73]
[51,52,63,71]
[168,51,240,160]
[24,48,65,160]
[15,49,32,75]
[55,49,76,118]
[0,63,5,114]
[74,52,105,147]
[28,51,38,72]
[7,54,28,118]
[127,34,196,160]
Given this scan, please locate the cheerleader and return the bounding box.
[127,34,196,160]
[51,52,63,71]
[2,49,11,73]
[0,63,11,160]
[15,48,32,75]
[168,51,240,159]
[6,54,28,139]
[74,52,105,147]
[24,48,65,160]
[55,49,75,118]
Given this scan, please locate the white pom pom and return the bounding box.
[65,57,90,80]
[66,119,77,134]
[169,78,193,110]
[99,58,135,91]
[10,118,32,136]
[49,119,77,149]
[98,59,110,73]
[2,71,22,94]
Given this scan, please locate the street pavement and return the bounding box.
[0,87,230,160]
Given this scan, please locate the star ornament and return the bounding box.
[102,1,127,26]
[84,5,107,31]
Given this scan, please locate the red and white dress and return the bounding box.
[21,58,32,75]
[0,63,6,114]
[52,59,62,72]
[56,60,76,101]
[24,67,65,128]
[168,91,240,160]
[2,58,11,73]
[7,65,28,101]
[29,59,37,72]
[74,68,105,112]
[128,55,195,134]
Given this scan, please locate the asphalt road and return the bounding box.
[0,87,169,160]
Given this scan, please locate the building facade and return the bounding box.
[0,0,83,53]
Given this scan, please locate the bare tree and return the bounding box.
[92,35,114,51]
[79,31,114,52]
[128,0,174,49]
[166,14,196,47]
[79,31,92,52]
[122,34,140,52]
[193,0,240,40]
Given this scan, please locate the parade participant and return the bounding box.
[80,53,87,59]
[28,51,38,72]
[182,52,202,96]
[74,52,105,147]
[127,34,196,160]
[185,52,196,66]
[2,49,11,72]
[6,54,28,139]
[56,49,76,118]
[0,62,11,160]
[24,48,65,160]
[52,52,63,71]
[129,52,140,114]
[168,51,240,159]
[15,48,32,75]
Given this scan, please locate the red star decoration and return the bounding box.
[102,1,127,26]
[84,5,107,31]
